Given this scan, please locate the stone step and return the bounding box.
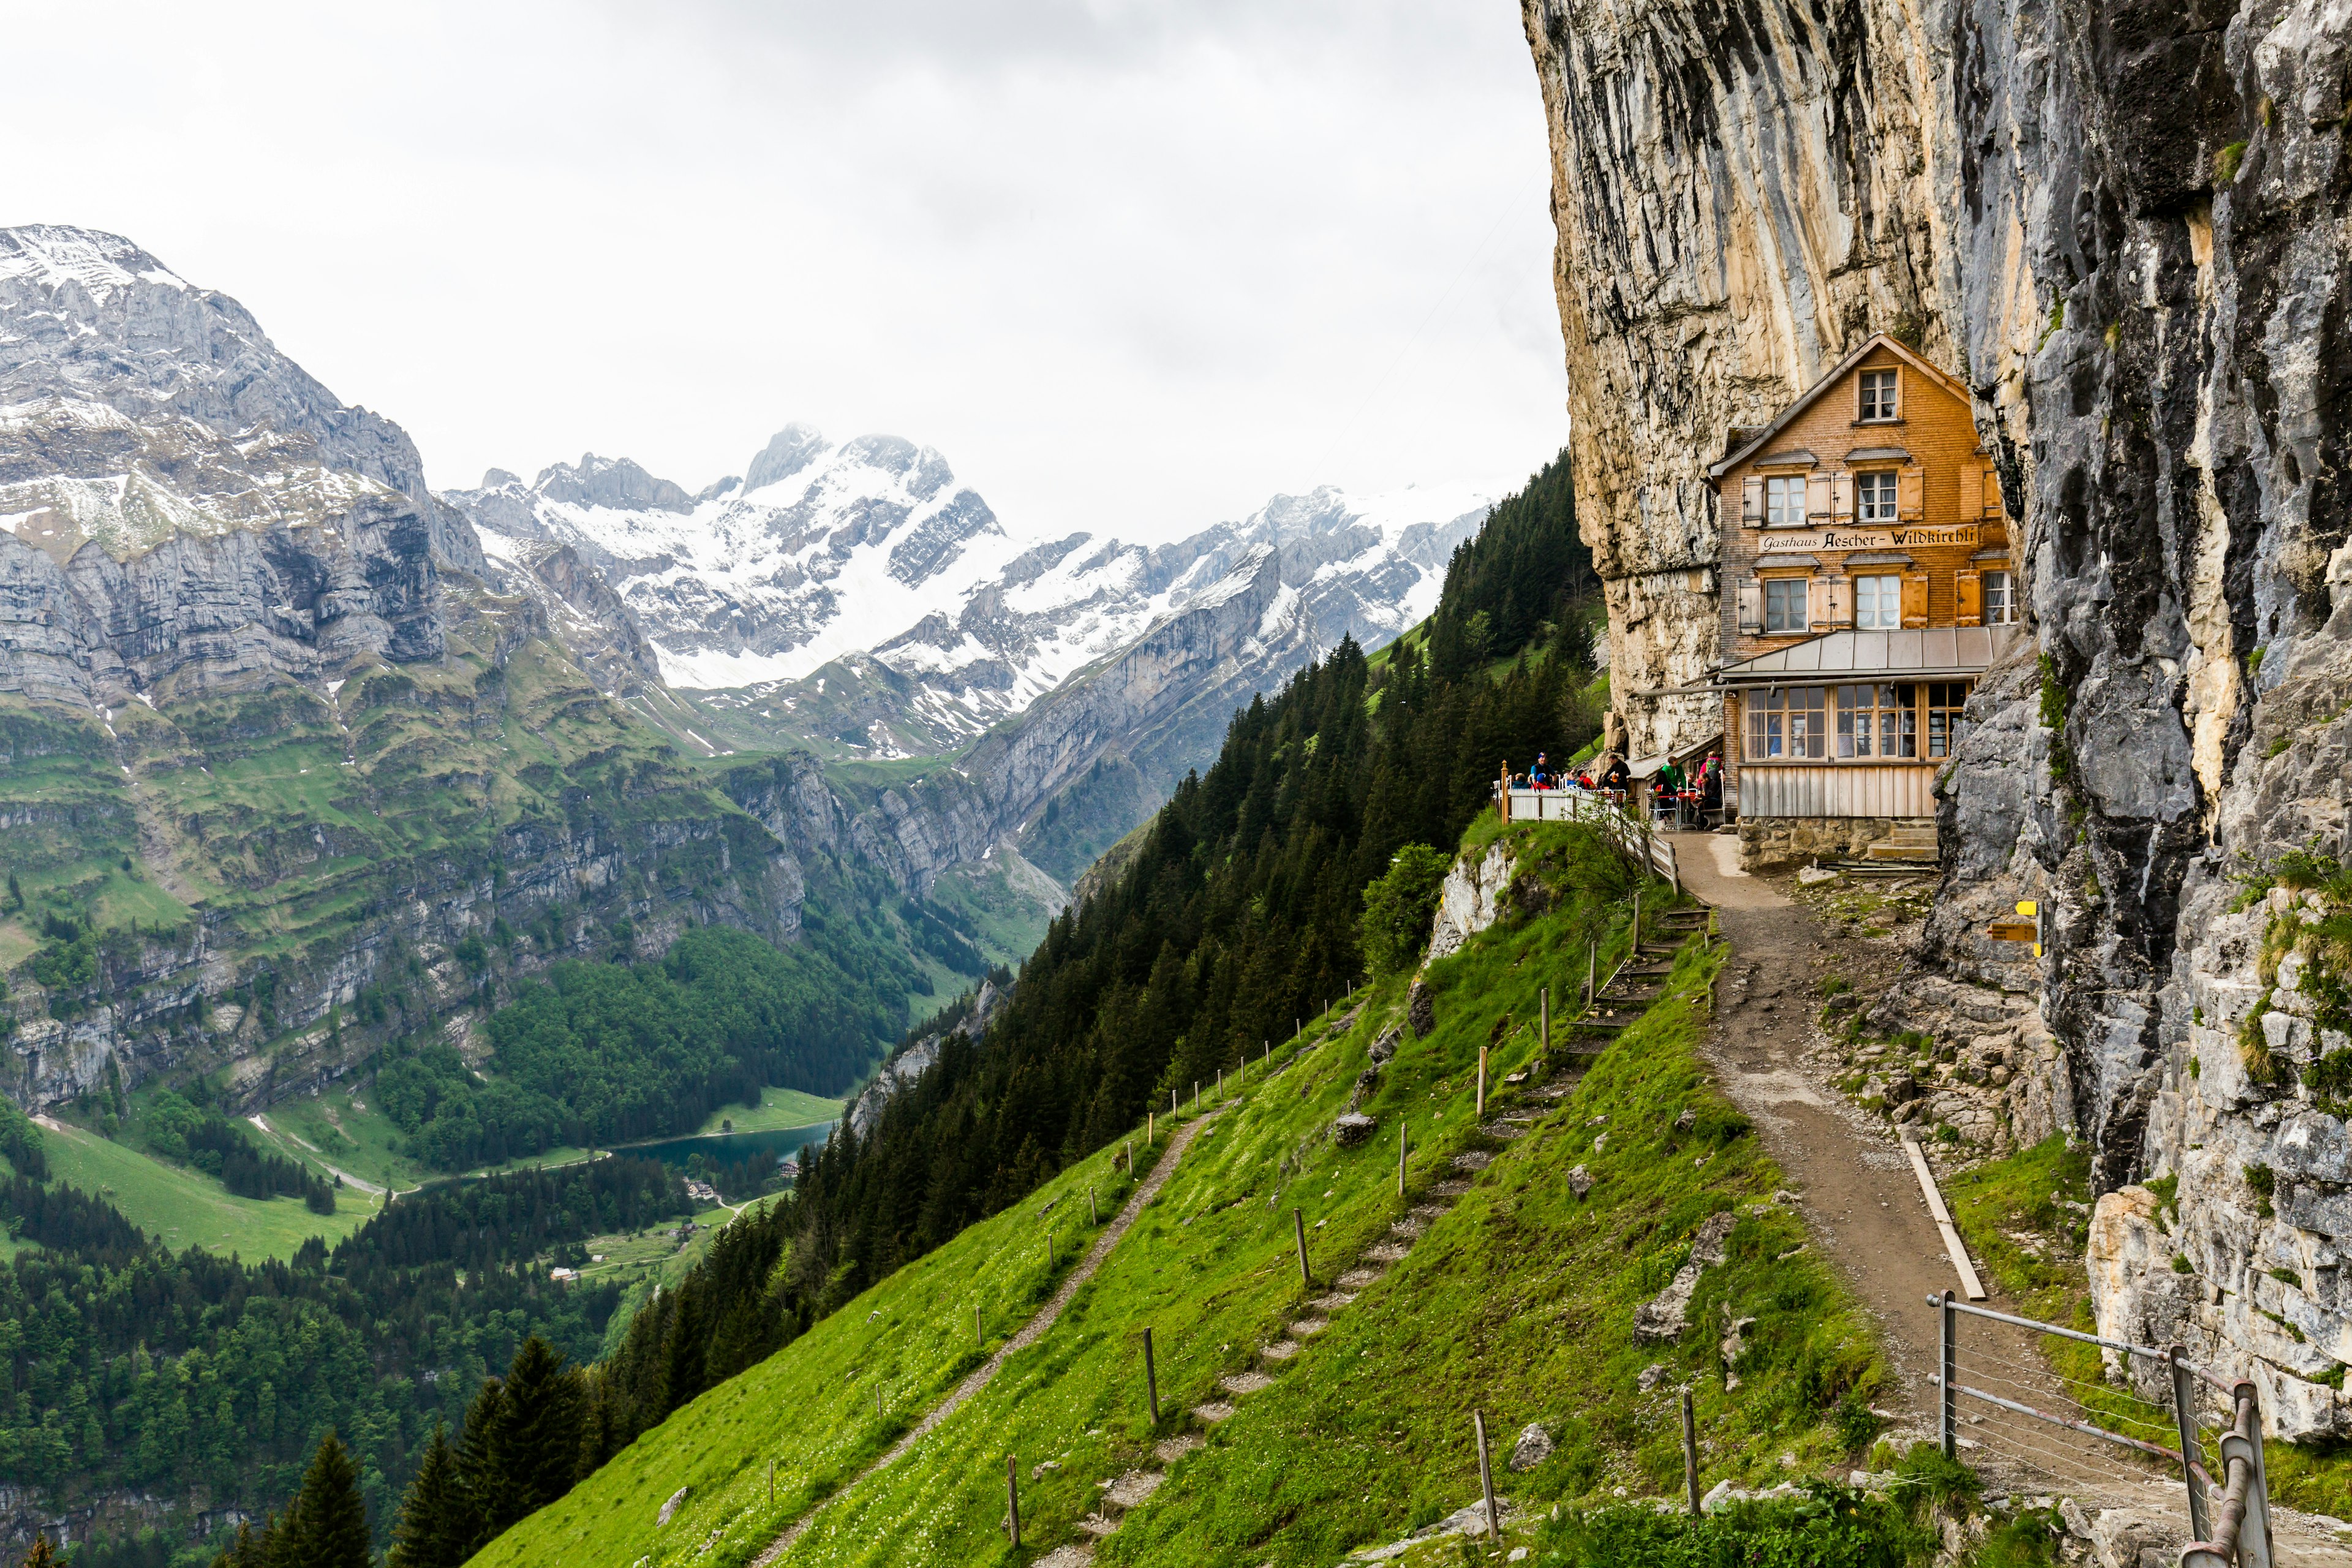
[1863,841,1939,862]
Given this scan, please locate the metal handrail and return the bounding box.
[1928,1294,2274,1565]
[2181,1382,2274,1568]
[1937,1295,2169,1360]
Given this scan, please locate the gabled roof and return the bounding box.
[1712,626,2024,685]
[1707,334,1973,486]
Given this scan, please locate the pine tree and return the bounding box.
[454,1374,507,1555]
[21,1537,53,1568]
[390,1423,473,1568]
[482,1335,586,1532]
[281,1431,371,1568]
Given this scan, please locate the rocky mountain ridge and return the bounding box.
[1522,0,2352,1433]
[0,222,1493,1134]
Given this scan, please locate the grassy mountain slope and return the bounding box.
[469,1126,1148,1568]
[478,819,1889,1568]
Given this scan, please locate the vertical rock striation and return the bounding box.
[1525,0,2352,1428]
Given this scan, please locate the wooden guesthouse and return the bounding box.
[1706,334,2021,869]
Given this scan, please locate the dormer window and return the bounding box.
[1859,369,1899,421]
[1856,471,1899,522]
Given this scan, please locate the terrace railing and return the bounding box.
[1495,784,1679,889]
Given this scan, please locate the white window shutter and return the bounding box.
[1831,473,1854,521]
[1807,472,1833,519]
[1741,475,1764,524]
[1736,577,1762,633]
[1898,464,1926,519]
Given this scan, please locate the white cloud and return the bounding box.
[0,0,1565,541]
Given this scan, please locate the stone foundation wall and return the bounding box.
[1736,816,1930,871]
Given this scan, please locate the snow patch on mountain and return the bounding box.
[447,426,1498,758]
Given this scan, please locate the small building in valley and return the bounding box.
[1707,334,2021,869]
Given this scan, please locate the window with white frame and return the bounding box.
[1765,475,1805,526]
[1853,574,1902,630]
[1983,570,2016,624]
[1745,686,1827,760]
[1857,470,1899,522]
[1859,369,1899,421]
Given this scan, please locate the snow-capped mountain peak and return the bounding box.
[0,225,190,302]
[448,433,1494,761]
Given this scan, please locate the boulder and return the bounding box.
[1333,1112,1378,1148]
[1633,1212,1738,1341]
[1368,1025,1404,1064]
[657,1486,690,1526]
[1507,1423,1554,1472]
[1567,1164,1594,1198]
[1408,981,1435,1040]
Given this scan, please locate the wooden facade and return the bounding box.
[1706,336,2015,823]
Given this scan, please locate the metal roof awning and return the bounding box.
[1713,626,2024,686]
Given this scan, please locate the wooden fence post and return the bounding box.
[1474,1409,1498,1545]
[1293,1207,1311,1289]
[767,1458,774,1508]
[1477,1046,1487,1120]
[1541,986,1550,1054]
[1148,1112,1154,1147]
[1090,1186,1098,1226]
[1586,941,1597,1006]
[1681,1389,1701,1514]
[1144,1327,1160,1424]
[1398,1121,1408,1197]
[976,1303,982,1346]
[1007,1453,1021,1547]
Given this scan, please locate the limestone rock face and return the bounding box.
[0,226,480,707]
[1427,842,1515,962]
[1518,0,1952,758]
[1525,0,2352,1424]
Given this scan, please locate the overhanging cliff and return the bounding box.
[1524,0,2352,1432]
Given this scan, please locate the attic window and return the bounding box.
[1859,369,1899,421]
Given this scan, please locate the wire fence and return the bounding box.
[1928,1292,2275,1567]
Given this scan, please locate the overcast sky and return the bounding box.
[4,0,1566,541]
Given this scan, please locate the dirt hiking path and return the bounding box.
[750,1110,1219,1566]
[1672,832,2352,1562]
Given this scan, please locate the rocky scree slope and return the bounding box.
[1522,0,2352,1433]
